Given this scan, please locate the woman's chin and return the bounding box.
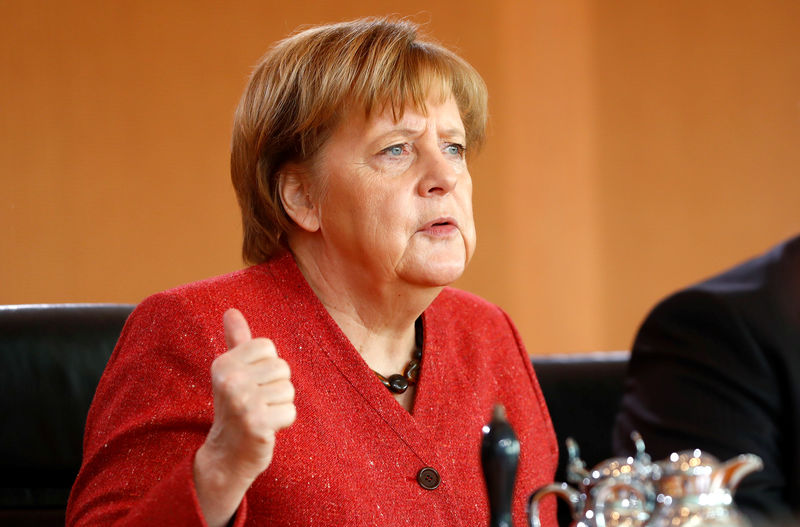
[396,255,468,288]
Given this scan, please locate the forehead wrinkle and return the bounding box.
[370,110,426,133]
[368,113,464,142]
[371,127,425,143]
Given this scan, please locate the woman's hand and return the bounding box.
[194,308,296,527]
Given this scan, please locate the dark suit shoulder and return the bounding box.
[688,235,800,305]
[672,235,800,352]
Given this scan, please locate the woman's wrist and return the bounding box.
[193,443,254,527]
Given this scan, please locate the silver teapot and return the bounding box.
[480,410,763,527]
[647,449,763,527]
[528,433,656,527]
[525,433,762,527]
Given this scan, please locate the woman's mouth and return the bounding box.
[419,217,458,237]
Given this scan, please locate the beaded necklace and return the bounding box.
[373,317,423,394]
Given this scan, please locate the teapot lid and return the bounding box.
[585,454,658,486]
[657,449,718,477]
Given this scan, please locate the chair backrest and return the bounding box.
[531,351,630,483]
[0,303,134,524]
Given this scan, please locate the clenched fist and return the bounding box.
[194,309,296,527]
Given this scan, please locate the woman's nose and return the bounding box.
[417,149,458,197]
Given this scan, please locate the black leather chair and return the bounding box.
[532,352,630,482]
[0,303,628,525]
[0,303,134,526]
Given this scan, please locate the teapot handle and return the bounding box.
[527,482,582,527]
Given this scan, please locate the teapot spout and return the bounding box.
[711,454,764,492]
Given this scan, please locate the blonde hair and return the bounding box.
[231,17,488,264]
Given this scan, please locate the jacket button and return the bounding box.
[417,467,441,490]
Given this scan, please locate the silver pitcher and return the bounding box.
[647,449,763,527]
[528,433,656,527]
[525,433,762,527]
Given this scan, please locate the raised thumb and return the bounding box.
[223,308,252,350]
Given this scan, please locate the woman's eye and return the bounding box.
[383,144,406,156]
[444,143,466,157]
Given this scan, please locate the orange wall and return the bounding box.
[592,1,800,347]
[3,1,799,353]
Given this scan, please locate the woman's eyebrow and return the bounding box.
[370,126,425,142]
[371,124,465,141]
[439,126,466,139]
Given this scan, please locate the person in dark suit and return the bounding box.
[614,235,800,526]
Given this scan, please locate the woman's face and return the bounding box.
[307,94,476,289]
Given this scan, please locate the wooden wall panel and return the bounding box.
[2,1,799,353]
[593,0,800,347]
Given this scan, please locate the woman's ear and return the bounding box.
[278,164,320,233]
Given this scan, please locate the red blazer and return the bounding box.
[67,252,558,526]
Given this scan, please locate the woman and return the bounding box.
[66,17,557,527]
